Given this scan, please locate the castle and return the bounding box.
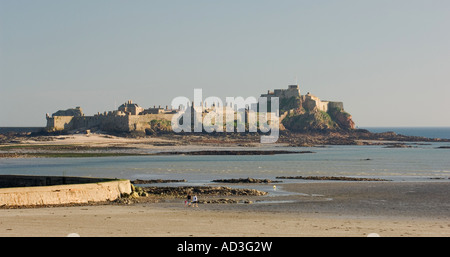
[260,84,344,112]
[46,85,348,133]
[46,100,177,133]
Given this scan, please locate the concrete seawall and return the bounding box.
[0,175,132,207]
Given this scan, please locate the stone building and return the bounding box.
[261,85,301,100]
[261,85,344,112]
[142,105,177,115]
[301,92,344,112]
[118,100,144,115]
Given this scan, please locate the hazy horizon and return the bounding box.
[1,1,449,127]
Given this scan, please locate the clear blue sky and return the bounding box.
[1,0,449,127]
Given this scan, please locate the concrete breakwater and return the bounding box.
[0,175,132,207]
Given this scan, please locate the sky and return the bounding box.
[1,0,449,127]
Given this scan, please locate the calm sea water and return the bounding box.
[0,127,44,134]
[1,144,449,183]
[0,127,449,184]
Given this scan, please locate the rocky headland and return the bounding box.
[0,126,449,159]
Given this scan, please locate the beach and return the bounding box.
[1,132,449,237]
[1,181,448,237]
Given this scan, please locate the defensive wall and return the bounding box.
[47,113,174,133]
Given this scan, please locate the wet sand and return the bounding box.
[0,181,449,237]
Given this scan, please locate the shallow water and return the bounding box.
[1,143,449,183]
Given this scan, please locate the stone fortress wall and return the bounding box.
[302,93,344,112]
[46,100,176,133]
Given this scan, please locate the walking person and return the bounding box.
[192,194,198,207]
[186,192,192,207]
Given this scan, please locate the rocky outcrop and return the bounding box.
[153,150,314,155]
[142,186,268,197]
[199,198,254,204]
[281,107,356,132]
[211,177,281,183]
[131,179,186,184]
[282,109,338,132]
[276,176,390,181]
[328,108,355,130]
[384,143,415,148]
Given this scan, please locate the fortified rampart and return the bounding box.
[46,101,176,133]
[128,114,174,131]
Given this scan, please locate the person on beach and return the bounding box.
[192,195,198,207]
[186,193,192,207]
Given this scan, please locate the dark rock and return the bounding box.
[199,198,253,204]
[211,177,282,184]
[384,143,414,148]
[276,176,390,181]
[131,179,187,184]
[142,186,268,197]
[153,150,314,156]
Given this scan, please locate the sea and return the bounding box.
[361,127,450,140]
[0,127,449,186]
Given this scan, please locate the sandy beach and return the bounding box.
[1,133,449,237]
[1,181,449,237]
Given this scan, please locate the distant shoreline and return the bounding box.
[0,149,315,158]
[1,129,450,158]
[2,126,450,140]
